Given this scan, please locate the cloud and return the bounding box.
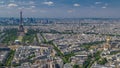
[18,6,35,10]
[8,3,18,7]
[102,6,106,9]
[73,3,80,7]
[17,1,35,6]
[30,6,35,8]
[25,6,36,9]
[95,2,102,5]
[43,1,54,6]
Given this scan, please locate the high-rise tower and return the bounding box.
[19,11,24,32]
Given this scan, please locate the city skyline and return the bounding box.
[0,0,120,18]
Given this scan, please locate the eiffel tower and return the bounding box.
[18,11,24,36]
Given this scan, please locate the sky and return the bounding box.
[0,0,120,18]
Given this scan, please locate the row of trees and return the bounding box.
[2,28,18,44]
[22,29,36,44]
[83,51,107,68]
